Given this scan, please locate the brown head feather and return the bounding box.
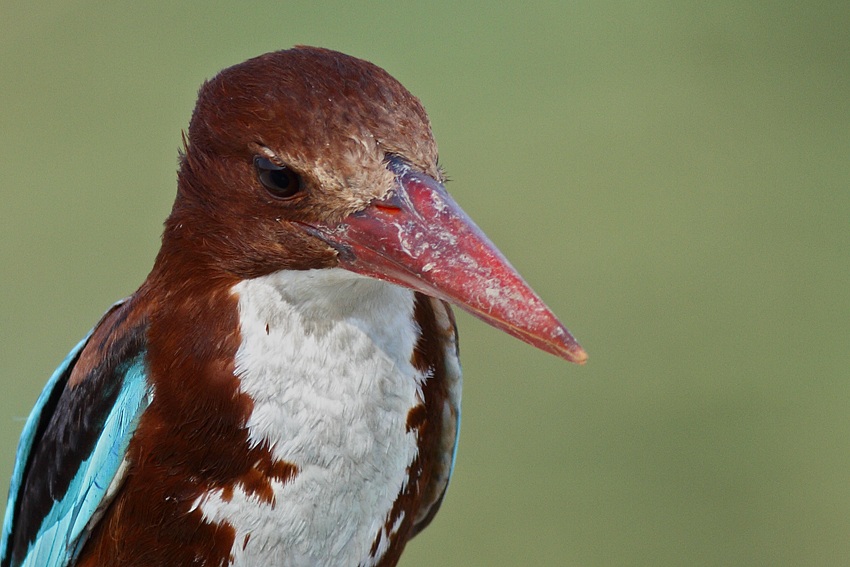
[157,46,440,281]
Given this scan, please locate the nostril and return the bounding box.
[375,202,401,214]
[372,191,404,212]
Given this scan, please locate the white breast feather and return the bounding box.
[192,268,425,567]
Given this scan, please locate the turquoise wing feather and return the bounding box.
[1,317,152,567]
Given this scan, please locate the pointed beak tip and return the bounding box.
[567,346,589,365]
[547,334,587,365]
[541,321,587,365]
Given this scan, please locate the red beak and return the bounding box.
[303,159,587,364]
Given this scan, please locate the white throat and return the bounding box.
[193,268,425,567]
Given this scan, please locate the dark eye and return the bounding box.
[254,156,302,199]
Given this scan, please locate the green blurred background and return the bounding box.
[2,1,848,565]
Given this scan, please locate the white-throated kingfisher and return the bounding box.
[1,46,586,567]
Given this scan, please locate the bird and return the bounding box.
[0,46,586,567]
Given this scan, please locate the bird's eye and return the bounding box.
[254,156,302,199]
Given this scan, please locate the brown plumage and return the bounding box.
[2,46,584,567]
[73,46,458,567]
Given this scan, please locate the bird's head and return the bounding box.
[158,46,586,363]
